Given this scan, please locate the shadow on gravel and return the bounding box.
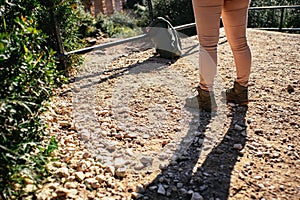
[77,55,177,90]
[74,34,200,91]
[143,106,248,200]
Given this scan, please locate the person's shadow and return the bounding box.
[143,105,248,200]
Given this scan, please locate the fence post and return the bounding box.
[49,0,67,73]
[147,0,154,22]
[279,7,285,31]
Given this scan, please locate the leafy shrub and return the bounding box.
[96,13,116,36]
[0,15,59,198]
[152,0,194,26]
[131,3,150,27]
[249,0,300,31]
[95,11,142,37]
[110,11,138,29]
[37,0,89,72]
[0,0,88,197]
[125,0,146,9]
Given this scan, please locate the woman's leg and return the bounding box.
[192,0,223,91]
[222,0,252,87]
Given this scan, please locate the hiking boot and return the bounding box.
[185,87,217,112]
[225,81,248,105]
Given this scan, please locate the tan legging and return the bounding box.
[192,0,252,90]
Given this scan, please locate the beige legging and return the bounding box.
[192,0,252,90]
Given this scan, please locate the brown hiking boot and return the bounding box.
[225,81,248,105]
[185,87,217,112]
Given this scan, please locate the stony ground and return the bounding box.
[33,29,299,200]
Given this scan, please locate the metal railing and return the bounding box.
[64,5,300,56]
[248,5,300,32]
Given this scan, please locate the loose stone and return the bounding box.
[116,167,127,178]
[233,144,243,150]
[75,172,85,182]
[234,124,244,131]
[191,192,204,200]
[157,184,166,195]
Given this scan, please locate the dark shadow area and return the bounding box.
[143,105,248,200]
[143,110,212,200]
[192,106,248,199]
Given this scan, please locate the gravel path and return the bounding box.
[34,29,299,200]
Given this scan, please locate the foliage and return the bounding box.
[152,0,194,26]
[251,0,300,7]
[249,0,300,31]
[77,12,98,38]
[0,0,86,198]
[37,0,90,71]
[0,17,56,198]
[133,4,151,27]
[125,0,146,9]
[121,0,195,35]
[95,11,142,37]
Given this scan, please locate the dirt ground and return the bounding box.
[35,29,299,200]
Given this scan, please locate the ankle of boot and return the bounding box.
[234,81,248,93]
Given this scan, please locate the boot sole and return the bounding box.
[226,99,249,106]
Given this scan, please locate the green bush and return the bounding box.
[0,0,88,198]
[95,11,142,37]
[0,15,58,199]
[37,0,89,71]
[152,0,194,26]
[249,0,300,31]
[132,4,150,27]
[96,13,116,36]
